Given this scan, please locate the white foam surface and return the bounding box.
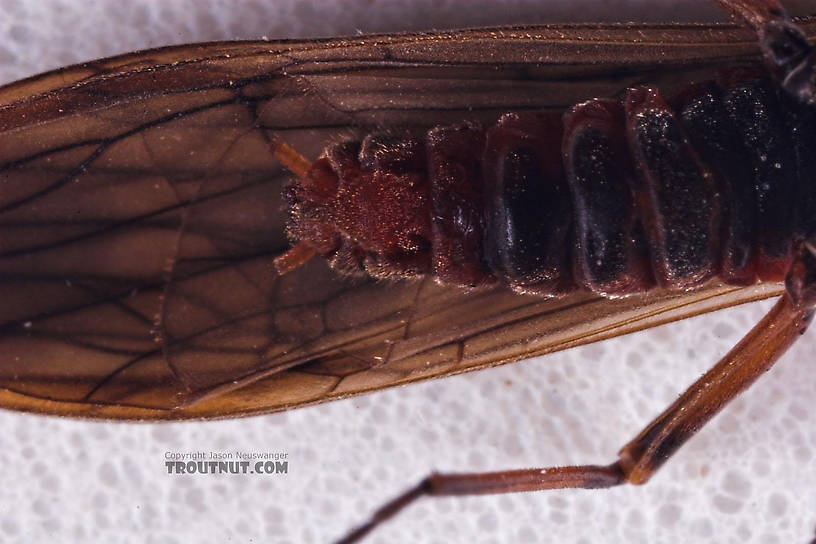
[2,2,816,543]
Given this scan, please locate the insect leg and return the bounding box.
[337,242,816,544]
[715,0,816,103]
[273,241,316,275]
[270,138,313,178]
[268,138,326,274]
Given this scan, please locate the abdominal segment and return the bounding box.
[284,76,814,298]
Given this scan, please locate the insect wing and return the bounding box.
[0,21,807,419]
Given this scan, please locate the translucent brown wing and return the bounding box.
[0,21,806,420]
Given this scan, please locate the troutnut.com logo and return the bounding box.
[164,451,289,475]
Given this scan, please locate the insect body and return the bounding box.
[6,15,804,419]
[2,0,816,543]
[283,75,816,297]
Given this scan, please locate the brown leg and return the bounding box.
[270,138,313,179]
[268,138,322,274]
[274,242,316,275]
[336,244,816,544]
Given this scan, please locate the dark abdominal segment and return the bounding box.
[427,123,493,287]
[482,113,574,297]
[624,87,720,290]
[680,88,758,285]
[723,79,797,281]
[562,99,652,295]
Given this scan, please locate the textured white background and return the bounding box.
[2,1,816,543]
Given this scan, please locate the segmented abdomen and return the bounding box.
[284,76,816,297]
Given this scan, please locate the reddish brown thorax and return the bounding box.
[284,137,433,277]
